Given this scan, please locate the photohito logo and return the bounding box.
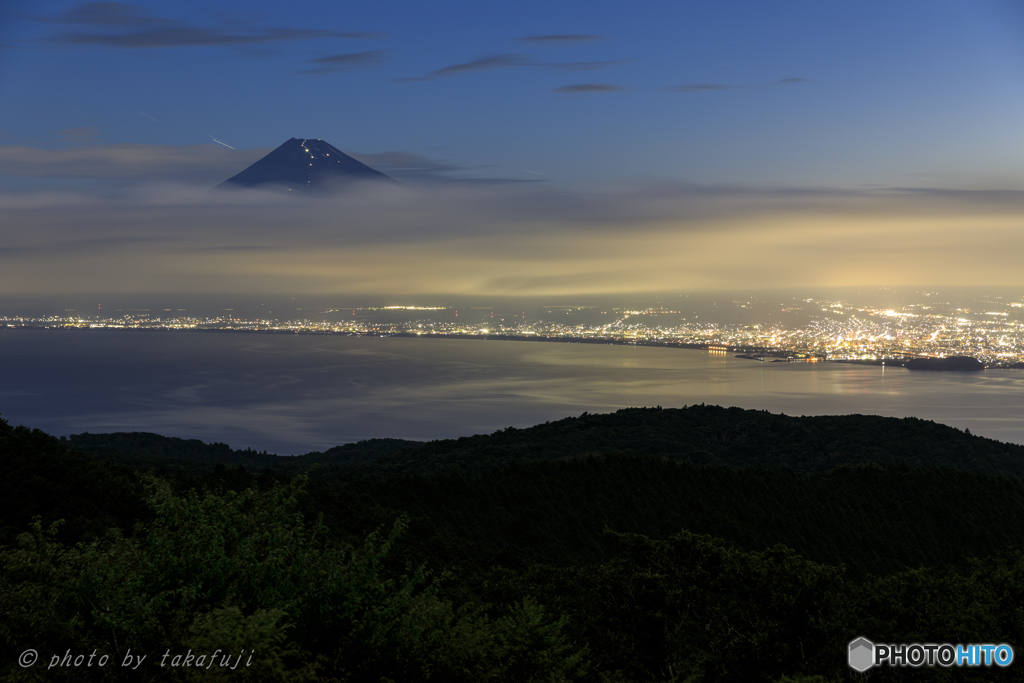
[848,638,874,672]
[848,637,1014,670]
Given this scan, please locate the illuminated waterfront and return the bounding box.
[5,293,1024,367]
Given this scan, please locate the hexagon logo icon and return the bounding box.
[848,637,874,672]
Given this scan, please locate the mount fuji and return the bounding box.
[218,138,395,191]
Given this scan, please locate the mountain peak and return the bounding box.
[218,138,395,191]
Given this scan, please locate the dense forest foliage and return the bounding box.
[303,457,1024,579]
[67,432,418,478]
[4,408,1024,682]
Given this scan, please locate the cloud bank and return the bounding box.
[0,142,510,184]
[0,144,267,182]
[2,180,1023,297]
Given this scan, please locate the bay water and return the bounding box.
[2,328,1022,454]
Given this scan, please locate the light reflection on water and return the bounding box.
[2,329,1022,454]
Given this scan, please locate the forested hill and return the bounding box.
[8,413,1024,681]
[345,404,1024,479]
[67,432,278,469]
[67,431,419,476]
[67,404,1024,480]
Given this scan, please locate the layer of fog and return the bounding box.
[2,179,1024,296]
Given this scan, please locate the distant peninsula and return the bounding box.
[904,356,984,371]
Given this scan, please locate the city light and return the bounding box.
[4,295,1023,367]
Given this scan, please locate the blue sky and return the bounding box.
[4,0,1024,188]
[2,1,1024,297]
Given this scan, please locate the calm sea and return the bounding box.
[2,328,1023,454]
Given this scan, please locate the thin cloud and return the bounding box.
[37,3,378,49]
[56,126,100,143]
[398,53,530,82]
[431,53,528,77]
[0,143,528,186]
[37,2,169,28]
[554,83,625,94]
[398,53,624,83]
[0,143,267,182]
[670,83,741,93]
[299,50,386,74]
[540,60,625,71]
[344,150,532,184]
[776,77,809,85]
[309,50,386,66]
[344,151,467,181]
[516,35,606,44]
[52,27,354,49]
[324,32,383,40]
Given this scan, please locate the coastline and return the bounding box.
[5,323,1022,370]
